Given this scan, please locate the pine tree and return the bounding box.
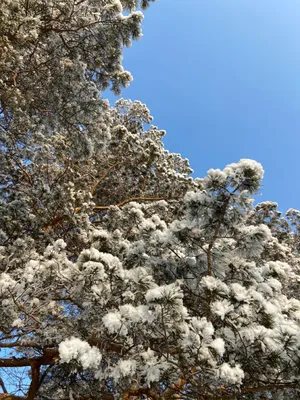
[1,1,300,399]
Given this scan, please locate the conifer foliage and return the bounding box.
[1,1,300,399]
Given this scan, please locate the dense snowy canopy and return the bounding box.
[1,1,300,400]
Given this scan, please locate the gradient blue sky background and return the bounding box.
[109,0,300,213]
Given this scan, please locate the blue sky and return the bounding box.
[109,0,300,213]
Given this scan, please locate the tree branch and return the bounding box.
[43,196,170,232]
[0,377,7,393]
[90,162,119,196]
[75,196,169,213]
[0,341,41,349]
[217,382,298,399]
[0,395,25,400]
[122,387,162,400]
[0,349,58,368]
[27,361,40,400]
[163,377,187,399]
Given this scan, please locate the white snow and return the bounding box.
[59,337,102,369]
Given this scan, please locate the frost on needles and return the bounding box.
[1,1,300,400]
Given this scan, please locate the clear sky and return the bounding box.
[109,0,300,213]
